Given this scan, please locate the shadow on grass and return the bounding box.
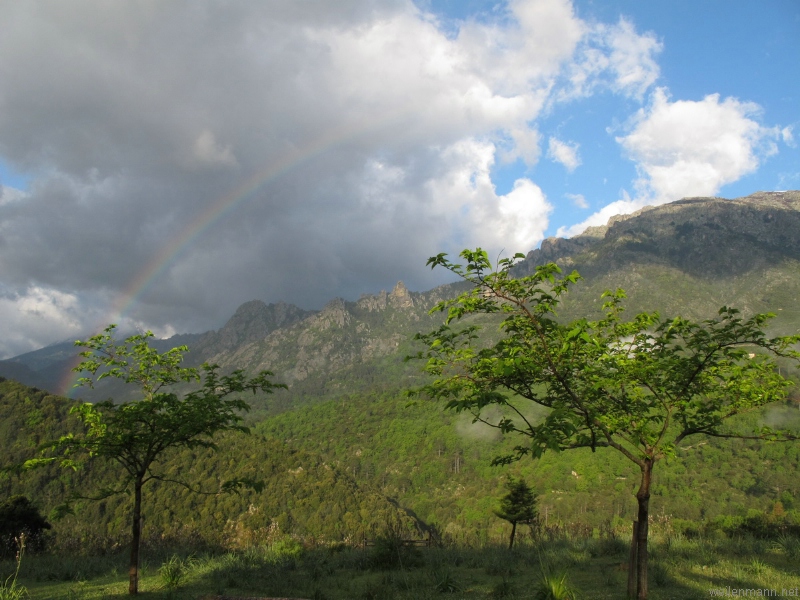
[11,535,800,600]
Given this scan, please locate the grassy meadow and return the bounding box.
[4,526,800,600]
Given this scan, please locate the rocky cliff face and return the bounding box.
[201,281,447,387]
[188,300,315,364]
[524,191,800,277]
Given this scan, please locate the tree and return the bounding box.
[411,249,799,600]
[494,477,537,549]
[28,325,284,595]
[0,495,51,557]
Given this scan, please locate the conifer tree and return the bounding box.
[494,477,537,549]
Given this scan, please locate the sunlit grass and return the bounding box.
[6,532,800,599]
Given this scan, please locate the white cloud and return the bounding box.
[547,137,581,171]
[561,88,785,237]
[604,18,662,99]
[558,17,661,101]
[0,286,84,358]
[619,88,780,203]
[418,138,552,254]
[557,194,640,238]
[782,126,796,147]
[0,184,26,206]
[565,192,588,208]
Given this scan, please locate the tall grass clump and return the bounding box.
[534,557,579,600]
[159,554,197,589]
[0,535,28,600]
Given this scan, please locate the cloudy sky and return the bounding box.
[0,0,798,358]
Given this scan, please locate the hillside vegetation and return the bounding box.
[1,192,800,598]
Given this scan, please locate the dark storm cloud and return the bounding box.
[0,0,662,356]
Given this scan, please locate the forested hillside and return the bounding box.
[4,375,798,553]
[0,378,421,552]
[257,389,800,544]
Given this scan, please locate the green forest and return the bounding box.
[2,359,800,598]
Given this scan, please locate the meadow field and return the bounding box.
[4,526,800,600]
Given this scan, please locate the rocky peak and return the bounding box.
[316,298,350,328]
[357,290,389,312]
[389,281,414,309]
[193,300,315,358]
[521,191,800,279]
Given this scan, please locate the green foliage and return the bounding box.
[31,324,284,595]
[412,248,800,598]
[266,537,304,567]
[414,249,800,465]
[431,567,461,592]
[533,566,579,600]
[158,554,192,589]
[495,477,537,527]
[0,375,420,553]
[371,532,422,570]
[494,476,537,549]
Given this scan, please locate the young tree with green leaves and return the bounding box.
[494,477,537,549]
[411,249,799,600]
[27,325,283,595]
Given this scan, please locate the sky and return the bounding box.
[0,0,798,359]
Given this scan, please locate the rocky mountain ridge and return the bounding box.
[3,191,799,403]
[526,191,800,276]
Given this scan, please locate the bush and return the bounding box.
[0,497,50,557]
[370,534,421,570]
[266,537,303,567]
[159,554,195,589]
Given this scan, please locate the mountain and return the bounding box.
[3,191,799,404]
[2,190,800,547]
[187,190,800,409]
[189,300,317,362]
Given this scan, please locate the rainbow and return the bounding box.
[58,110,411,397]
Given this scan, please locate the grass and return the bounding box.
[3,532,799,599]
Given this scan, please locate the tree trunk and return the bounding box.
[508,521,517,549]
[627,520,639,599]
[635,461,653,600]
[129,477,143,595]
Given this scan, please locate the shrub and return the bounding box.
[370,534,421,570]
[431,568,461,593]
[267,537,304,566]
[533,566,580,600]
[159,554,194,589]
[0,497,50,557]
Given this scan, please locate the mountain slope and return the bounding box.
[0,377,423,548]
[3,191,799,404]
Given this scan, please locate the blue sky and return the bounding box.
[0,0,798,357]
[429,0,800,236]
